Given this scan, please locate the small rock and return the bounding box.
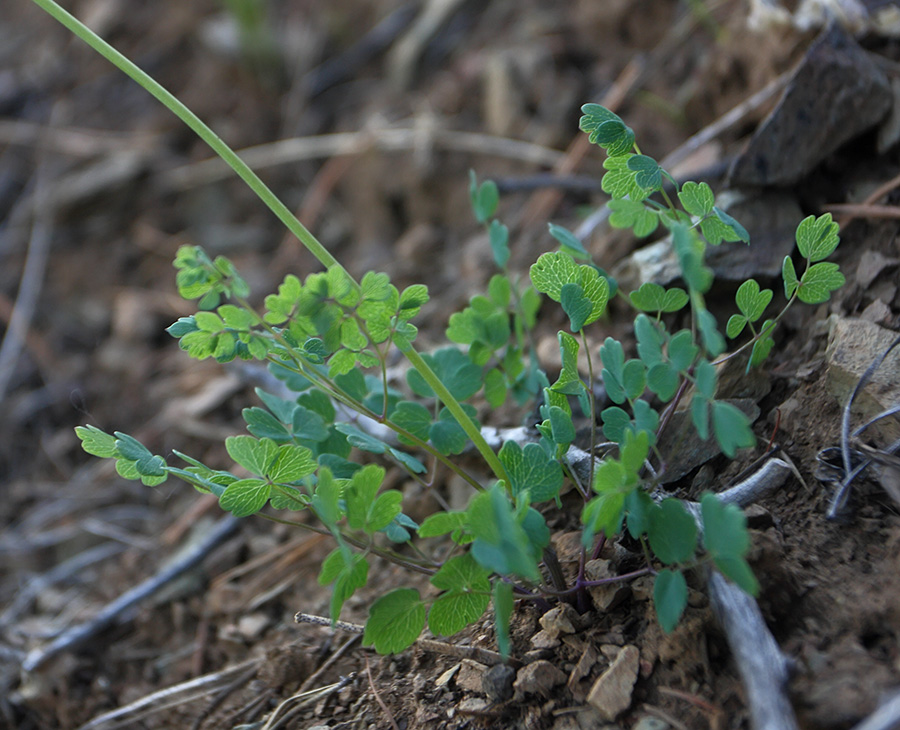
[586,645,640,721]
[631,575,655,602]
[730,24,891,186]
[860,299,893,326]
[482,663,516,702]
[458,697,491,714]
[826,317,900,441]
[530,629,561,649]
[539,605,578,638]
[456,659,487,694]
[514,659,567,697]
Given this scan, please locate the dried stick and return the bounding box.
[75,658,260,730]
[23,515,241,672]
[162,128,564,190]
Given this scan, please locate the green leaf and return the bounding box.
[600,406,631,443]
[713,555,759,595]
[429,414,469,456]
[360,271,392,303]
[76,425,118,458]
[418,511,467,539]
[691,394,710,440]
[334,423,388,455]
[484,368,507,408]
[368,491,403,532]
[428,554,491,637]
[194,311,224,333]
[220,478,270,517]
[398,284,429,319]
[626,154,662,190]
[648,499,698,565]
[635,314,664,367]
[469,171,500,224]
[620,429,649,476]
[797,262,845,304]
[628,283,688,313]
[391,401,432,445]
[321,551,369,622]
[625,489,655,539]
[782,256,799,299]
[677,181,715,217]
[547,405,576,447]
[582,492,625,541]
[749,320,776,367]
[735,279,773,322]
[654,569,688,633]
[489,220,510,268]
[701,493,749,557]
[548,223,590,259]
[498,440,564,502]
[711,206,749,243]
[622,359,647,401]
[698,309,725,357]
[673,224,712,293]
[530,251,578,301]
[312,467,344,527]
[493,579,514,659]
[712,400,756,457]
[558,331,582,391]
[345,464,386,530]
[667,329,697,372]
[406,347,482,401]
[561,282,592,332]
[364,588,426,654]
[647,362,679,402]
[694,359,716,399]
[608,199,659,237]
[795,213,840,262]
[726,314,748,339]
[270,444,316,482]
[602,154,650,201]
[468,486,541,581]
[225,435,277,476]
[600,337,625,404]
[579,104,635,156]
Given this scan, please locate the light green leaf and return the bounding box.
[647,362,679,402]
[76,425,118,458]
[398,284,429,318]
[622,359,647,401]
[608,199,659,237]
[582,492,625,541]
[735,279,773,322]
[220,478,270,517]
[654,569,688,633]
[698,309,725,357]
[602,155,650,201]
[797,262,845,304]
[364,588,426,654]
[530,251,578,301]
[579,104,635,156]
[678,181,715,217]
[628,283,688,313]
[269,444,316,482]
[418,511,467,539]
[726,314,748,339]
[795,213,840,262]
[225,435,277,476]
[712,206,750,243]
[548,405,576,447]
[782,256,799,298]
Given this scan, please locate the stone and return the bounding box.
[482,663,516,702]
[730,24,891,186]
[587,645,640,721]
[456,659,487,694]
[539,605,578,638]
[514,659,567,697]
[825,317,900,441]
[585,559,631,612]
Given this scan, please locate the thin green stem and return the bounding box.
[580,329,597,490]
[31,0,507,485]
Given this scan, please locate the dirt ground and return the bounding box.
[3,1,900,728]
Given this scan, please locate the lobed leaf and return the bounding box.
[654,569,688,633]
[795,213,840,262]
[364,588,426,654]
[677,181,715,217]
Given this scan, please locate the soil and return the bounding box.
[2,2,900,729]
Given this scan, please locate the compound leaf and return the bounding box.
[797,262,845,304]
[654,569,688,633]
[364,588,426,654]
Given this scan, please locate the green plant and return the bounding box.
[39,0,844,654]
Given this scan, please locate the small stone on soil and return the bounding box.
[586,645,640,721]
[514,659,567,697]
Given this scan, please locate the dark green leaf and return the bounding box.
[654,569,688,633]
[548,223,590,259]
[498,440,564,502]
[648,499,697,565]
[712,400,755,457]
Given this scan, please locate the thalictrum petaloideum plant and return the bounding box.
[37,0,844,653]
